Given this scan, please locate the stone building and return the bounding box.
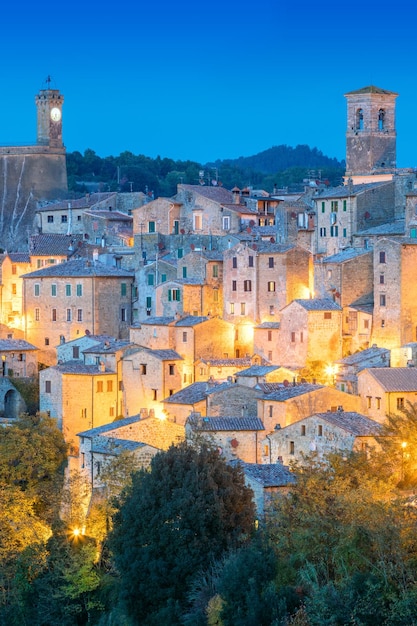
[162,380,232,425]
[335,345,390,395]
[314,248,373,308]
[22,258,134,365]
[277,298,343,369]
[257,383,361,431]
[253,322,282,364]
[40,361,119,453]
[0,253,31,333]
[263,410,382,466]
[0,338,38,378]
[235,364,298,388]
[357,367,417,423]
[121,346,183,418]
[185,413,265,463]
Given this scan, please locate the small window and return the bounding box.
[319,227,326,237]
[397,397,404,410]
[152,389,157,401]
[232,257,237,269]
[232,280,237,291]
[141,364,147,375]
[169,364,175,375]
[343,200,347,212]
[51,308,57,322]
[121,283,127,296]
[73,346,80,359]
[61,215,68,223]
[364,319,370,329]
[182,332,188,343]
[380,274,385,284]
[77,309,83,322]
[230,303,234,315]
[45,380,51,393]
[11,283,16,295]
[240,302,246,315]
[182,266,187,278]
[65,284,71,297]
[109,406,115,417]
[268,405,273,418]
[45,337,49,346]
[66,309,72,322]
[268,281,275,292]
[35,308,40,321]
[248,256,254,267]
[177,248,183,259]
[324,312,332,319]
[243,280,252,292]
[321,202,325,213]
[331,201,338,212]
[318,425,323,437]
[76,284,82,296]
[107,380,113,392]
[291,332,296,343]
[367,396,372,408]
[268,257,274,268]
[51,284,57,297]
[376,397,381,410]
[380,294,386,307]
[148,274,154,286]
[34,284,40,297]
[47,215,54,223]
[212,265,219,278]
[148,221,155,233]
[121,308,127,322]
[97,381,103,393]
[270,305,274,315]
[301,425,306,436]
[267,330,272,341]
[290,441,295,455]
[222,216,230,230]
[379,251,386,264]
[213,289,219,302]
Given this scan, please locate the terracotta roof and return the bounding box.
[22,258,133,278]
[360,367,417,392]
[256,322,280,329]
[187,415,265,431]
[312,411,382,436]
[84,209,133,221]
[126,346,183,361]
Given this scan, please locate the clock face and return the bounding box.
[50,107,61,122]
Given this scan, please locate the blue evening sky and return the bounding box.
[2,0,417,167]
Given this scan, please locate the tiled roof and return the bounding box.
[83,209,132,221]
[222,203,258,214]
[22,258,133,278]
[29,234,84,255]
[361,367,417,392]
[7,253,31,263]
[260,383,323,401]
[348,292,374,313]
[231,460,296,487]
[187,415,265,431]
[38,192,116,211]
[355,220,405,236]
[256,322,280,329]
[236,365,281,377]
[127,346,183,361]
[91,436,148,455]
[312,411,382,436]
[49,361,113,375]
[316,181,390,199]
[292,298,342,311]
[163,381,231,404]
[178,184,234,204]
[345,85,398,96]
[77,415,141,437]
[134,317,175,326]
[336,346,390,366]
[319,248,371,263]
[249,242,294,254]
[0,339,38,351]
[175,315,208,326]
[199,357,252,367]
[257,382,293,394]
[82,340,133,354]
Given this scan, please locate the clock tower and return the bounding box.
[35,76,64,148]
[345,85,398,177]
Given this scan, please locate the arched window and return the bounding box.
[378,109,385,130]
[356,108,364,130]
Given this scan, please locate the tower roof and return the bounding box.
[345,85,398,97]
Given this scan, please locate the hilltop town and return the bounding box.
[1,83,416,510]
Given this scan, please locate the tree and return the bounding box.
[108,442,256,625]
[378,400,417,488]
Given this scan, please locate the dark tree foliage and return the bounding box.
[108,441,256,625]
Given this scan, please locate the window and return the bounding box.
[381,319,385,328]
[107,380,113,392]
[301,425,306,436]
[246,256,253,269]
[330,225,338,237]
[11,283,16,295]
[268,405,273,418]
[270,305,274,315]
[121,283,127,297]
[45,380,51,393]
[378,108,385,130]
[66,309,72,322]
[318,425,323,437]
[212,264,218,278]
[397,397,404,410]
[11,264,17,275]
[152,389,158,401]
[121,308,127,322]
[182,331,188,342]
[109,406,115,417]
[47,215,54,223]
[243,280,252,292]
[268,281,275,292]
[81,408,87,419]
[222,216,230,230]
[268,257,274,268]
[356,108,364,130]
[232,280,237,291]
[51,284,57,297]
[240,302,246,315]
[343,200,347,211]
[290,441,295,455]
[380,274,385,284]
[34,284,40,297]
[51,308,57,322]
[193,214,202,230]
[376,397,381,410]
[35,308,40,321]
[367,396,372,408]
[61,215,68,223]
[148,274,154,286]
[97,381,103,392]
[148,221,155,233]
[77,309,83,322]
[161,273,166,283]
[380,294,386,306]
[343,228,347,237]
[73,346,79,359]
[45,337,49,345]
[331,201,338,212]
[379,251,386,263]
[168,289,181,302]
[300,331,304,343]
[76,283,82,296]
[213,289,219,302]
[230,303,234,314]
[291,332,296,342]
[182,266,187,278]
[169,364,175,375]
[268,330,272,341]
[364,319,370,329]
[268,350,272,361]
[321,202,325,213]
[324,312,332,319]
[141,364,147,375]
[319,227,326,237]
[232,257,237,269]
[177,248,183,259]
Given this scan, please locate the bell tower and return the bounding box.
[35,76,64,149]
[345,85,398,177]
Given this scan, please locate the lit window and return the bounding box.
[35,308,40,321]
[107,380,113,392]
[212,265,218,278]
[397,397,404,410]
[240,302,246,315]
[97,381,103,392]
[268,281,275,292]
